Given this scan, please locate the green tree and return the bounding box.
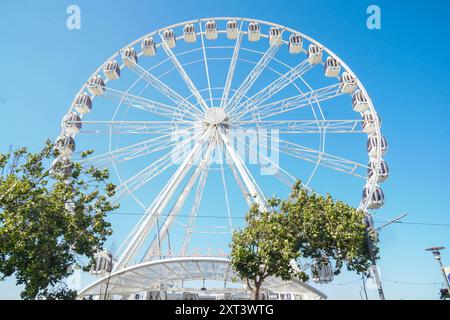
[230,181,376,300]
[0,140,118,300]
[231,198,308,300]
[440,288,449,300]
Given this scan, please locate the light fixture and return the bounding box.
[426,246,446,260]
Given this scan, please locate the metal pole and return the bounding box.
[436,255,450,289]
[425,247,450,291]
[156,216,162,259]
[103,253,113,300]
[366,213,407,300]
[367,235,385,300]
[365,213,385,300]
[362,276,369,300]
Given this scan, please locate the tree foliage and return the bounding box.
[0,140,118,299]
[231,198,307,299]
[230,181,377,299]
[440,288,449,300]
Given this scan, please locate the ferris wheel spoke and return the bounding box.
[78,133,179,168]
[232,120,364,134]
[158,31,209,112]
[236,58,314,115]
[234,134,303,190]
[78,120,194,135]
[225,42,281,115]
[218,129,267,211]
[233,83,342,121]
[197,23,214,108]
[217,146,234,234]
[123,56,204,116]
[101,86,199,120]
[220,21,244,109]
[145,135,216,260]
[113,133,202,201]
[259,134,369,178]
[180,150,211,256]
[112,150,178,202]
[144,138,214,261]
[114,128,213,270]
[80,129,197,167]
[226,150,254,207]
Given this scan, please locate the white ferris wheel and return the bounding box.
[56,18,389,300]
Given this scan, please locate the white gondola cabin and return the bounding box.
[269,27,282,46]
[74,93,92,114]
[340,72,357,94]
[141,37,156,56]
[311,258,333,284]
[367,135,388,158]
[162,29,176,48]
[183,24,196,43]
[123,47,138,67]
[352,91,369,112]
[362,184,385,209]
[248,22,261,42]
[307,44,323,64]
[324,56,341,77]
[103,60,120,81]
[87,76,105,96]
[91,251,113,276]
[288,34,303,54]
[205,21,218,40]
[226,20,239,39]
[364,212,375,230]
[368,159,389,183]
[362,112,381,134]
[55,135,75,157]
[62,112,82,135]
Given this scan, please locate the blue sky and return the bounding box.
[0,0,450,300]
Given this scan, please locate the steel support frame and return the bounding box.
[114,128,213,270]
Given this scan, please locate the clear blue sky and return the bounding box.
[0,0,449,300]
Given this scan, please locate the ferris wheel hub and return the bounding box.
[203,107,229,127]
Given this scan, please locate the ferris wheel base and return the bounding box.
[77,257,326,300]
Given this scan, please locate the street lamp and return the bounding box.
[425,246,450,290]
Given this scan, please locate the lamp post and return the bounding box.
[425,246,450,290]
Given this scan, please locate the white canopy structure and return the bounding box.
[78,257,326,300]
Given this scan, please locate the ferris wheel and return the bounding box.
[56,17,388,300]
